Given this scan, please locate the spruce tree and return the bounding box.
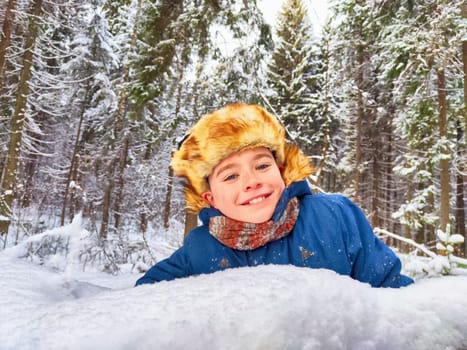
[266,0,317,154]
[380,1,464,244]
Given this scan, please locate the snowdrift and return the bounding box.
[1,255,467,350]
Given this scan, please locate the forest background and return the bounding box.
[0,0,466,272]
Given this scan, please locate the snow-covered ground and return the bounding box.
[1,216,467,350]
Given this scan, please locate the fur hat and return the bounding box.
[171,103,314,213]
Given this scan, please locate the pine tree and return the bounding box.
[330,0,384,215]
[129,0,184,106]
[309,21,341,189]
[192,0,273,109]
[0,0,43,235]
[329,0,411,237]
[44,4,119,231]
[380,1,464,245]
[0,0,18,92]
[266,0,317,154]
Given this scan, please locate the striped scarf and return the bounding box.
[208,198,299,250]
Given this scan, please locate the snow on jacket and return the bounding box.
[135,180,414,288]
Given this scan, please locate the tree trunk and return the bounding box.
[437,68,450,234]
[384,122,400,249]
[99,82,127,238]
[456,121,466,256]
[0,0,42,235]
[68,155,80,223]
[60,82,90,225]
[461,1,467,256]
[353,47,364,204]
[19,157,35,208]
[162,44,187,229]
[369,107,381,229]
[140,143,152,233]
[0,0,17,91]
[114,135,129,230]
[371,154,380,228]
[406,180,414,242]
[316,37,331,184]
[385,127,393,230]
[426,179,436,245]
[102,0,142,236]
[163,166,174,229]
[99,158,116,239]
[462,2,467,155]
[184,212,198,238]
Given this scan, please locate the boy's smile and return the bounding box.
[202,147,285,223]
[241,193,270,205]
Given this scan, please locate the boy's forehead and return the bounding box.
[211,147,274,174]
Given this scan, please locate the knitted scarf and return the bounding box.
[208,197,299,250]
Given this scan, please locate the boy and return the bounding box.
[136,103,413,288]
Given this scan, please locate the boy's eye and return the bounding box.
[223,174,238,182]
[256,163,271,171]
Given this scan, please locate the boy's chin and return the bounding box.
[234,208,275,224]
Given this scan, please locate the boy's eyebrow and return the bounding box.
[212,151,274,179]
[213,163,237,179]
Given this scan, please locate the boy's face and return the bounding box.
[202,147,285,223]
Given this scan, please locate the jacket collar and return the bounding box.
[199,180,311,225]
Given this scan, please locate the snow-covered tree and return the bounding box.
[308,21,341,190]
[380,1,465,245]
[330,0,395,232]
[37,3,119,233]
[0,0,44,235]
[265,0,317,154]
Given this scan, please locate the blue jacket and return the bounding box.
[136,181,413,288]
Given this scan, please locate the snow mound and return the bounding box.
[1,256,466,350]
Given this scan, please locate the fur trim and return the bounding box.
[171,103,314,213]
[282,142,314,186]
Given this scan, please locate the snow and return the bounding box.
[259,0,329,35]
[1,219,467,350]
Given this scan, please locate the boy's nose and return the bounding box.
[244,176,262,191]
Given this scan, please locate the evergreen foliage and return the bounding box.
[265,0,318,155]
[0,0,465,260]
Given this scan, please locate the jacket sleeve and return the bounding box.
[339,196,414,288]
[135,246,192,286]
